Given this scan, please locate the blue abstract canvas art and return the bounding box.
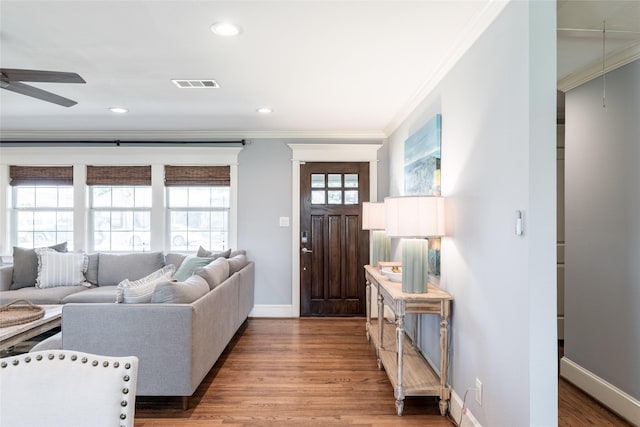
[404,114,442,196]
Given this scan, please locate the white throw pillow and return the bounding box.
[116,264,175,304]
[34,248,89,289]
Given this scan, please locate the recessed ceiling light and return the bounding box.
[109,107,128,113]
[210,22,241,37]
[256,107,272,114]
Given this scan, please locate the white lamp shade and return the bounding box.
[385,196,445,238]
[362,202,386,230]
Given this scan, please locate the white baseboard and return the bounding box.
[249,304,295,318]
[560,357,640,426]
[449,389,482,427]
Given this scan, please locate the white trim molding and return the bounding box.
[561,357,640,425]
[288,143,382,317]
[249,305,295,318]
[558,43,640,92]
[384,0,509,135]
[449,388,483,427]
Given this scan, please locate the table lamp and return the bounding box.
[384,196,445,293]
[362,202,390,266]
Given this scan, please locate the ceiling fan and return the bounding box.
[0,68,86,107]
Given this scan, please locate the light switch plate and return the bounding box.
[279,217,290,227]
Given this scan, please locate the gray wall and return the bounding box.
[238,140,293,307]
[564,59,640,399]
[385,2,557,426]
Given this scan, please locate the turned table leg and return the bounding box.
[395,314,405,416]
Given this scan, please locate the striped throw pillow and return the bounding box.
[35,248,89,288]
[116,264,176,304]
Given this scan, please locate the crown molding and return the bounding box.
[0,129,387,142]
[384,0,510,136]
[558,43,640,92]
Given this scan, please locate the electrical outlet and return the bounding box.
[475,378,483,405]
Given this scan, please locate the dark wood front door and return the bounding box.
[300,162,369,316]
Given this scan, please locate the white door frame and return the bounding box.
[288,143,382,317]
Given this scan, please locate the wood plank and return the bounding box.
[369,320,441,395]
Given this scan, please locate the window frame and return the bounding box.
[88,185,153,252]
[11,185,75,250]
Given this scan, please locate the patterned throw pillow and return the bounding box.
[34,248,89,289]
[116,264,176,304]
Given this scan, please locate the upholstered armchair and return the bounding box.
[0,350,138,427]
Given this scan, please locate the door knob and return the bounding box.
[301,247,312,254]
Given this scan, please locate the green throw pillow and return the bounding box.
[172,255,213,282]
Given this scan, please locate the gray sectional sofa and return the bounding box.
[0,249,254,408]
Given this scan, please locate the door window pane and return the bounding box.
[344,190,359,205]
[328,190,342,204]
[311,174,325,188]
[311,190,325,204]
[344,174,358,188]
[328,174,342,188]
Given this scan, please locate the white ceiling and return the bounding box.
[1,1,638,141]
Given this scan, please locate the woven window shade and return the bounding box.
[164,166,230,186]
[86,166,151,186]
[9,166,73,186]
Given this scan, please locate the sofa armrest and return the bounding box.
[0,265,13,292]
[62,303,195,396]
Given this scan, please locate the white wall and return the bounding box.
[385,2,557,426]
[564,60,640,403]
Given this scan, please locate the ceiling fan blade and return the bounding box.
[0,68,85,84]
[1,81,78,107]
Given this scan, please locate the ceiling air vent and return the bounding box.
[171,79,220,89]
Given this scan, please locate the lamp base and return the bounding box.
[401,238,429,293]
[371,230,390,266]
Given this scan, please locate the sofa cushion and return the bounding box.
[10,242,67,290]
[116,265,176,304]
[195,257,229,290]
[150,275,209,304]
[227,254,249,275]
[196,246,231,259]
[97,251,164,285]
[172,255,213,282]
[0,286,87,305]
[62,286,118,303]
[35,249,89,289]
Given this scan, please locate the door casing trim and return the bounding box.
[289,143,382,317]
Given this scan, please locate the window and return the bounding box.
[87,166,152,252]
[311,172,359,205]
[10,166,74,250]
[165,166,230,252]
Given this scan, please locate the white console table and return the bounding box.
[364,265,452,416]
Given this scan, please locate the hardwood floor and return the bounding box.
[135,318,452,426]
[134,318,632,427]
